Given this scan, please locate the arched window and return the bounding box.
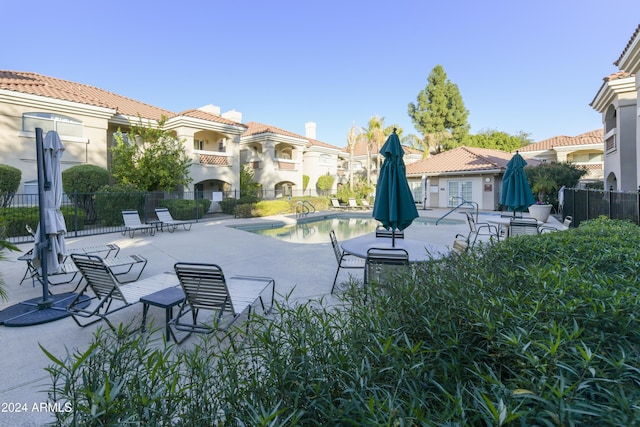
[22,112,83,137]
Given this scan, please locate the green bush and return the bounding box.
[0,206,85,237]
[62,164,110,224]
[158,198,211,220]
[94,184,146,226]
[0,164,21,207]
[252,199,291,216]
[61,164,110,193]
[316,174,334,196]
[41,218,640,425]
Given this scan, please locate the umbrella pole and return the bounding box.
[392,229,396,247]
[35,127,53,309]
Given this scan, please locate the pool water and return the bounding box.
[232,214,458,244]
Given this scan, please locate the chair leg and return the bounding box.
[331,267,340,293]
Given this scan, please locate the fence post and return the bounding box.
[609,186,614,220]
[637,186,640,226]
[73,191,79,238]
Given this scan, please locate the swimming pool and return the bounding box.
[231,213,460,244]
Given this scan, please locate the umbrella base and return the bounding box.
[0,292,90,327]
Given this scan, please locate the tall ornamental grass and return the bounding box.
[42,217,640,426]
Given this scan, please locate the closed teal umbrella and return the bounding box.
[500,152,535,216]
[372,130,419,246]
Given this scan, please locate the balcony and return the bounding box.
[276,158,299,171]
[193,150,232,166]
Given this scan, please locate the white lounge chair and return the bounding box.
[155,208,193,232]
[122,210,156,238]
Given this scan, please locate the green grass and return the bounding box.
[41,217,640,426]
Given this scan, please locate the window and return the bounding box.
[22,112,83,137]
[447,180,472,206]
[319,154,334,166]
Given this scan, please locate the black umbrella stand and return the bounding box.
[0,128,88,326]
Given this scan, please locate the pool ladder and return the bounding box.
[296,200,316,218]
[436,197,478,224]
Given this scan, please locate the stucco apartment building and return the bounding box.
[0,71,345,202]
[591,24,640,191]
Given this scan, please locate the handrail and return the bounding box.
[436,197,478,224]
[296,201,310,218]
[302,200,316,214]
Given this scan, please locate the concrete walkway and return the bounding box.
[0,208,562,425]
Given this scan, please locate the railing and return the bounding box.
[436,197,477,225]
[295,200,315,218]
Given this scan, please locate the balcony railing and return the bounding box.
[276,158,299,171]
[193,150,232,166]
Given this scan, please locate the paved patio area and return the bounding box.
[0,208,561,425]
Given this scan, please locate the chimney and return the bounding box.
[197,104,221,116]
[222,109,242,123]
[305,121,317,140]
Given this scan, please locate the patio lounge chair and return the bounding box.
[452,234,469,254]
[18,243,122,287]
[360,199,371,209]
[122,210,156,238]
[154,208,193,232]
[348,198,363,210]
[364,247,409,285]
[330,198,347,210]
[170,262,275,344]
[67,253,177,330]
[330,230,365,293]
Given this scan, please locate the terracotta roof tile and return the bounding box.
[343,138,423,157]
[614,24,640,67]
[178,108,246,126]
[243,121,342,150]
[0,70,173,120]
[405,146,538,175]
[517,129,603,152]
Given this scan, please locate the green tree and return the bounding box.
[525,162,587,206]
[111,116,192,192]
[464,129,532,151]
[240,165,261,197]
[364,115,386,185]
[408,65,470,154]
[0,164,21,207]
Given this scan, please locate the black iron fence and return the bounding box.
[2,191,219,244]
[563,187,640,227]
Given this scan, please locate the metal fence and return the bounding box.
[563,187,640,227]
[2,191,218,244]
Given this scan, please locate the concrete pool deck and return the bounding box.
[0,208,562,425]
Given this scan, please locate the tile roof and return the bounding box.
[242,121,342,150]
[517,129,603,152]
[178,108,246,127]
[0,70,242,127]
[405,146,536,175]
[614,24,640,67]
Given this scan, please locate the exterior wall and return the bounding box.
[605,100,638,191]
[0,93,112,192]
[415,174,498,210]
[302,149,340,195]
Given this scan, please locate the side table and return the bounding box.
[140,287,185,342]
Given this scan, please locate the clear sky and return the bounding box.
[2,0,639,148]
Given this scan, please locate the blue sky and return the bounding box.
[2,0,639,147]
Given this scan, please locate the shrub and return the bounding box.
[316,174,334,196]
[0,164,21,207]
[252,200,291,216]
[158,198,211,220]
[0,206,85,237]
[62,164,110,224]
[94,184,146,226]
[41,218,640,425]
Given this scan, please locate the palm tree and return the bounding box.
[346,124,361,190]
[364,116,386,186]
